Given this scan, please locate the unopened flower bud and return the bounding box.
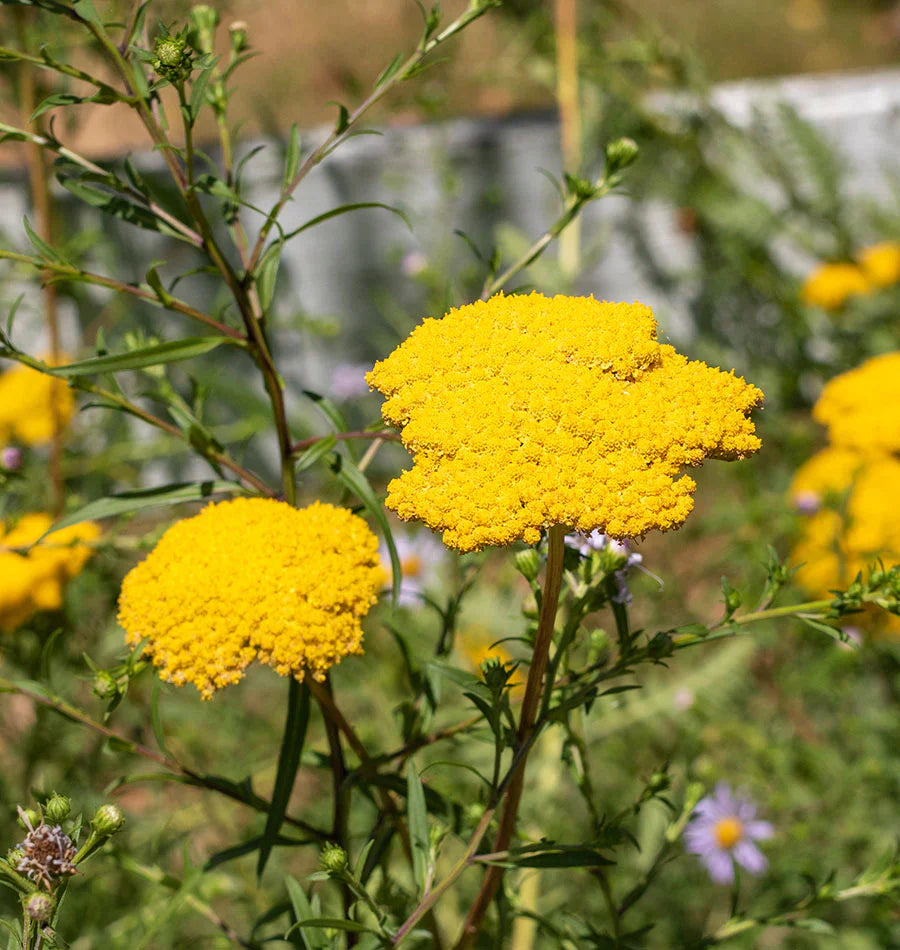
[648,771,670,794]
[92,670,119,700]
[43,793,71,823]
[190,4,219,53]
[17,809,41,832]
[228,20,249,54]
[605,137,639,175]
[24,893,54,922]
[6,847,25,867]
[319,842,348,873]
[91,804,125,837]
[514,548,541,582]
[153,35,193,82]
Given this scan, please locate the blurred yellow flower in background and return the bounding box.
[368,293,762,552]
[800,262,871,310]
[0,513,100,632]
[0,360,73,446]
[790,353,900,637]
[118,498,382,699]
[812,351,900,454]
[857,241,900,288]
[458,625,523,688]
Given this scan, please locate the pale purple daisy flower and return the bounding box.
[330,362,373,401]
[684,783,774,884]
[379,531,447,607]
[1,446,23,471]
[792,490,821,515]
[565,530,661,604]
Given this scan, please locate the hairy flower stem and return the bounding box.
[456,524,567,946]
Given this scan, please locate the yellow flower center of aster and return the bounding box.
[713,817,743,850]
[401,554,423,578]
[367,292,763,552]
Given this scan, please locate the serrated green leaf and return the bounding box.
[47,336,244,377]
[258,680,311,878]
[406,763,430,895]
[40,480,244,537]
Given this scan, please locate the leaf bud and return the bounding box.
[319,842,348,873]
[604,137,640,175]
[90,803,125,837]
[43,793,72,823]
[514,548,541,583]
[24,893,55,922]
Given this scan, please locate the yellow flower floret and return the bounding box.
[857,241,900,288]
[0,360,73,446]
[812,352,900,454]
[117,498,382,699]
[0,514,100,632]
[800,262,871,310]
[367,293,763,552]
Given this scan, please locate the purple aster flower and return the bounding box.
[330,362,373,401]
[1,446,23,471]
[684,782,774,884]
[565,530,661,604]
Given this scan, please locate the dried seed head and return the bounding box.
[16,824,77,891]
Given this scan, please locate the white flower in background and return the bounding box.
[379,530,447,607]
[400,250,428,277]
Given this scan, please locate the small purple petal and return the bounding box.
[733,840,768,875]
[745,820,774,840]
[705,850,735,884]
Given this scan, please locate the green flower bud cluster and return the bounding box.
[153,34,194,83]
[319,842,348,873]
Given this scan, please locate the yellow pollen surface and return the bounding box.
[714,817,743,850]
[117,498,382,698]
[367,292,763,552]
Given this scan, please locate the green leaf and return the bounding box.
[149,679,170,757]
[286,918,371,937]
[41,480,244,537]
[71,0,103,25]
[293,434,337,475]
[47,336,244,377]
[256,240,283,313]
[302,389,349,434]
[374,53,404,90]
[283,123,301,189]
[23,216,67,264]
[283,202,411,242]
[284,877,323,950]
[188,58,218,121]
[329,452,400,605]
[258,680,311,878]
[501,843,615,869]
[406,763,429,895]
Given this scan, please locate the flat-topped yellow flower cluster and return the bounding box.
[368,293,763,552]
[0,360,73,446]
[0,514,99,632]
[118,498,382,698]
[790,352,900,636]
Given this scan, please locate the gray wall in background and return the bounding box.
[2,67,899,450]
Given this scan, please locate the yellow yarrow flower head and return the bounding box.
[117,498,382,699]
[857,241,900,288]
[800,262,872,310]
[812,352,900,454]
[0,514,100,632]
[0,360,73,446]
[367,293,763,552]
